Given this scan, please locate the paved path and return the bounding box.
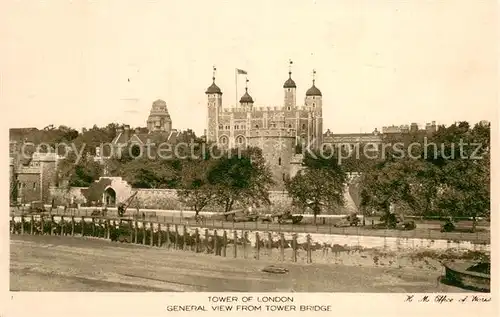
[10,235,467,292]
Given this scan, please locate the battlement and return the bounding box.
[18,166,40,174]
[31,152,59,162]
[247,128,297,138]
[222,105,311,114]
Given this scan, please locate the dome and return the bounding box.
[239,89,254,103]
[205,80,222,94]
[306,84,322,96]
[152,99,167,106]
[283,77,296,88]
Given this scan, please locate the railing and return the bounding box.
[9,209,490,244]
[9,214,314,263]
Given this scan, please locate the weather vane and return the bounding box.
[312,69,316,84]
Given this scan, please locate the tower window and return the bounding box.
[255,124,259,129]
[225,125,230,130]
[288,124,292,128]
[33,182,36,189]
[287,107,291,111]
[278,157,282,165]
[313,103,315,107]
[302,124,306,129]
[288,88,291,92]
[282,173,286,181]
[235,125,239,130]
[218,125,223,130]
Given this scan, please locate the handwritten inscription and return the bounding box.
[405,294,491,304]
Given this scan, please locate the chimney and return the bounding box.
[123,125,130,141]
[116,126,124,135]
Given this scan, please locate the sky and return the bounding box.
[1,0,497,136]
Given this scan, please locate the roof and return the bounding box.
[306,84,322,96]
[152,99,167,106]
[283,77,296,88]
[116,130,198,146]
[111,132,129,145]
[205,81,222,94]
[239,89,254,103]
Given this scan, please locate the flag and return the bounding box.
[236,68,247,75]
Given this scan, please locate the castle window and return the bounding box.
[288,124,292,128]
[287,107,291,111]
[302,124,306,129]
[313,103,315,107]
[18,183,21,189]
[282,173,286,181]
[288,88,291,92]
[220,136,228,144]
[255,124,259,129]
[237,136,244,144]
[225,125,230,130]
[278,157,282,165]
[33,182,36,189]
[242,125,246,130]
[219,124,223,130]
[235,125,239,130]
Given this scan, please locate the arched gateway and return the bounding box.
[103,186,117,207]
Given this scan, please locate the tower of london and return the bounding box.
[205,65,323,190]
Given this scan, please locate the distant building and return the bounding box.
[98,99,197,162]
[382,121,437,134]
[323,128,382,146]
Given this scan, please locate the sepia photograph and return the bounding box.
[2,0,497,316]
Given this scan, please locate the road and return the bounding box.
[11,235,468,292]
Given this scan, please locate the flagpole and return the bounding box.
[235,68,238,108]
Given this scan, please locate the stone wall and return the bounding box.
[49,186,88,205]
[48,177,355,214]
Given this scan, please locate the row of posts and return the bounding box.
[10,215,313,263]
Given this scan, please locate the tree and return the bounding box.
[57,151,103,187]
[429,121,490,230]
[285,150,348,224]
[177,159,217,216]
[359,121,490,231]
[208,147,274,218]
[10,177,18,204]
[117,157,181,189]
[359,158,427,226]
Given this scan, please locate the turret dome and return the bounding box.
[239,88,254,103]
[283,76,296,88]
[306,84,322,96]
[205,76,222,94]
